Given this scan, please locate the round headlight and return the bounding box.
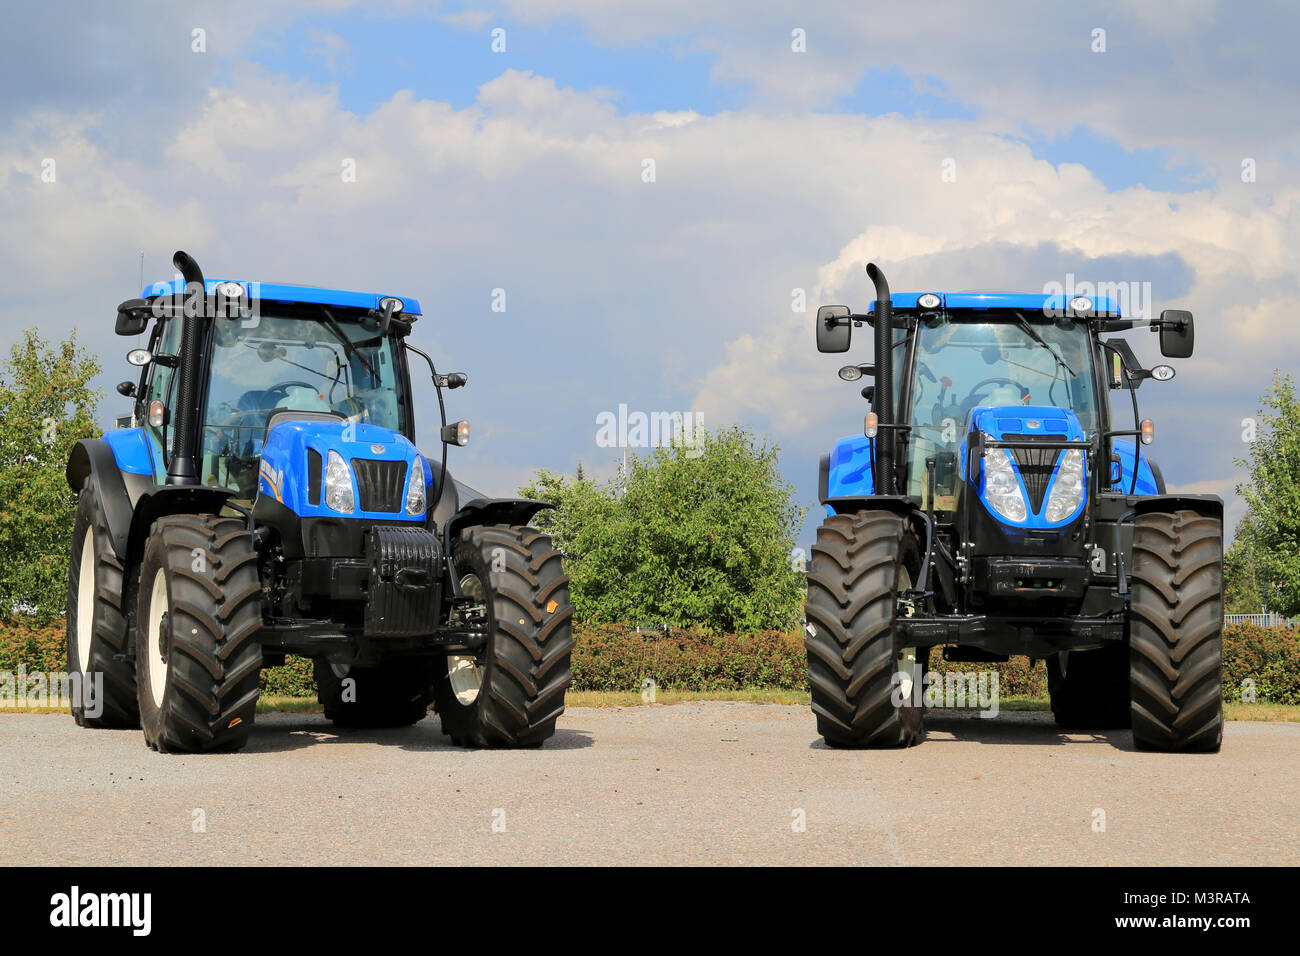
[838,365,863,382]
[214,281,244,298]
[1069,295,1093,313]
[917,293,942,309]
[127,349,152,366]
[379,296,404,314]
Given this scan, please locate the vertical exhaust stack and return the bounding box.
[167,250,206,485]
[866,262,895,495]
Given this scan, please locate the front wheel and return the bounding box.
[135,515,264,753]
[433,525,573,748]
[1128,510,1224,753]
[804,511,925,748]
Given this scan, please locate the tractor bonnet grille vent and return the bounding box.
[352,458,407,513]
[1001,434,1065,512]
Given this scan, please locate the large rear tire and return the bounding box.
[66,487,139,728]
[804,511,924,748]
[1046,645,1131,730]
[1128,509,1224,753]
[433,525,573,748]
[314,657,436,728]
[135,515,264,753]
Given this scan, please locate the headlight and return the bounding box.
[1044,449,1085,523]
[982,447,1027,523]
[406,459,427,516]
[325,450,355,514]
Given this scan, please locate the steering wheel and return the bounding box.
[260,381,320,408]
[964,377,1026,409]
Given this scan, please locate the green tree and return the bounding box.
[1232,371,1300,616]
[521,426,807,633]
[0,329,102,621]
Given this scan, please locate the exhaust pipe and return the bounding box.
[167,250,206,485]
[865,262,895,495]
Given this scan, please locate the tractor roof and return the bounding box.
[141,278,422,317]
[869,292,1121,317]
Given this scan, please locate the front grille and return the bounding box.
[1001,434,1066,512]
[351,458,407,513]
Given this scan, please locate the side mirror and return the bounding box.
[116,381,137,397]
[816,305,852,353]
[1158,309,1194,359]
[115,299,151,336]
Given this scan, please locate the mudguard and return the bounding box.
[66,438,144,557]
[444,496,555,546]
[1132,494,1223,520]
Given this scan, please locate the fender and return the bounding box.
[125,485,237,570]
[823,494,914,519]
[66,438,138,557]
[1132,493,1223,521]
[444,496,555,548]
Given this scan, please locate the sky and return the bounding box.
[3,0,1297,548]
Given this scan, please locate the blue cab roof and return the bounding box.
[142,278,422,317]
[870,292,1120,317]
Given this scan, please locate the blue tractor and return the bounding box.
[65,251,573,752]
[807,263,1223,752]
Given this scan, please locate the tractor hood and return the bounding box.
[258,419,432,521]
[960,405,1088,530]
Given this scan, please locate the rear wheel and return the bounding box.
[314,657,436,728]
[433,525,573,748]
[135,515,264,753]
[66,488,139,727]
[1046,645,1131,730]
[1128,510,1224,753]
[804,511,924,748]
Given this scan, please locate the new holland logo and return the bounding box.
[371,444,385,454]
[1024,419,1041,429]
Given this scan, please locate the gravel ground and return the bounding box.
[1,703,1295,866]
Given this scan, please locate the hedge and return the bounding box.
[2,620,1297,704]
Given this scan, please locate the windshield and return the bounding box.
[198,311,407,497]
[905,311,1097,510]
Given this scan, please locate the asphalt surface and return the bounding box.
[1,703,1295,866]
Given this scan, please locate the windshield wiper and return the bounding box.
[1012,311,1074,376]
[317,306,380,381]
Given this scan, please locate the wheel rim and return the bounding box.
[75,531,95,674]
[896,567,919,703]
[146,568,170,709]
[447,572,486,705]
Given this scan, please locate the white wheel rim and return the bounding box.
[448,573,486,705]
[75,531,95,674]
[146,568,170,709]
[897,567,919,703]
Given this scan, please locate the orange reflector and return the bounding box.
[228,717,243,728]
[864,412,878,439]
[546,599,558,614]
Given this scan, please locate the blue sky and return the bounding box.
[2,0,1297,550]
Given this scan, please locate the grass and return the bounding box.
[5,693,1298,722]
